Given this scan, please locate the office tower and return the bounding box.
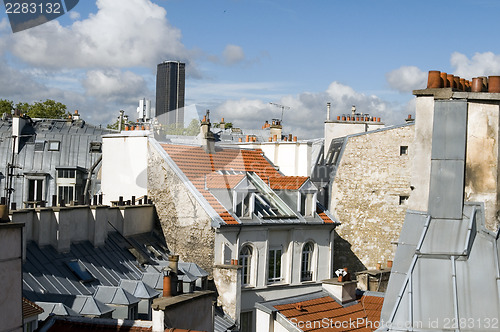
[155,61,185,127]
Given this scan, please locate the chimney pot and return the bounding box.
[376,262,382,270]
[163,274,172,297]
[427,70,442,89]
[387,260,393,268]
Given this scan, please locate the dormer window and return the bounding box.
[234,192,253,218]
[300,193,314,217]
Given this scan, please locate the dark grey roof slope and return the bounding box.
[93,286,140,305]
[118,280,160,299]
[23,231,168,303]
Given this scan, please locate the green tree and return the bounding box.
[184,118,200,135]
[0,99,13,116]
[14,102,30,114]
[25,99,68,119]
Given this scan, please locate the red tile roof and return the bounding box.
[269,176,308,190]
[274,295,383,331]
[205,174,246,189]
[22,297,44,319]
[161,144,336,225]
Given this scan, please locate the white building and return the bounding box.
[100,119,340,332]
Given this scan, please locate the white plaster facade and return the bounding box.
[100,131,338,332]
[232,140,321,177]
[0,222,24,332]
[101,131,149,205]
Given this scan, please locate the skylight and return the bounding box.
[65,260,95,283]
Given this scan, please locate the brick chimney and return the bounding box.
[200,111,215,153]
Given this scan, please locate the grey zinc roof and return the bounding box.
[23,231,167,305]
[71,295,114,316]
[214,307,236,332]
[0,116,112,207]
[380,203,500,331]
[93,286,140,305]
[36,302,80,321]
[141,272,163,290]
[118,279,160,299]
[178,262,209,278]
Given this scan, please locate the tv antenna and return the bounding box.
[269,102,290,122]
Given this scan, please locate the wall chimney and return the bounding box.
[12,114,27,154]
[168,255,179,274]
[322,278,357,304]
[73,110,80,121]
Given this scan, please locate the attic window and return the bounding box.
[89,142,102,153]
[399,195,409,205]
[65,260,95,283]
[34,140,45,152]
[400,146,408,155]
[48,141,60,151]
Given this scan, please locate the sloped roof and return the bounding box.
[272,293,383,331]
[93,286,140,305]
[160,144,336,225]
[161,144,280,225]
[269,176,308,190]
[71,295,113,316]
[36,302,80,321]
[22,297,44,319]
[118,279,160,299]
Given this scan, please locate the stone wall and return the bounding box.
[330,125,414,272]
[148,145,216,276]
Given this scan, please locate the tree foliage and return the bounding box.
[0,99,13,116]
[24,99,68,119]
[0,99,68,119]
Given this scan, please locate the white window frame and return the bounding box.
[268,246,283,283]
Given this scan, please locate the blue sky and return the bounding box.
[1,0,500,137]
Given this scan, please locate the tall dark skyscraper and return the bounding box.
[155,61,185,127]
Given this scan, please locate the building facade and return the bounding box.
[100,121,340,332]
[0,112,111,210]
[155,61,185,128]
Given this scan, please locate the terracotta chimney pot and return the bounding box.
[427,70,442,89]
[488,76,500,93]
[440,72,449,87]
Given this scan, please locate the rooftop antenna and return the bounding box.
[269,103,290,122]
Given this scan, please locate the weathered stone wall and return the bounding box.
[465,102,500,231]
[330,125,414,272]
[148,145,215,275]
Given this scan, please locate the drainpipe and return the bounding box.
[235,226,242,262]
[451,256,460,332]
[83,155,102,204]
[329,227,335,278]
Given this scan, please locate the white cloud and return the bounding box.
[213,81,408,139]
[386,66,427,92]
[451,51,500,78]
[69,11,81,20]
[82,69,148,102]
[223,44,245,65]
[8,0,187,69]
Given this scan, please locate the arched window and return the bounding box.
[239,245,253,285]
[301,242,314,281]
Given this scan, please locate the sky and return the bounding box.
[2,0,500,138]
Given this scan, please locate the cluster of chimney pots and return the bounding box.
[427,70,500,93]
